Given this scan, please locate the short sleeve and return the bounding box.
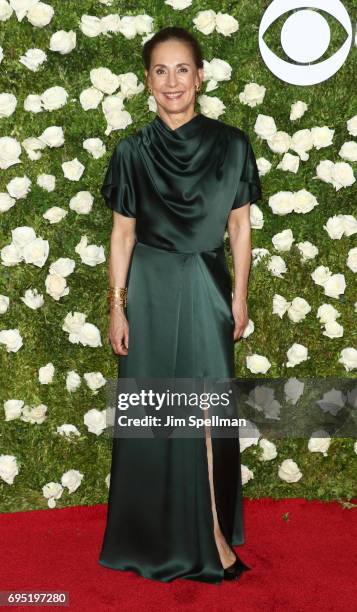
[231,134,262,209]
[101,140,136,218]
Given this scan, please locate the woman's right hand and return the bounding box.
[109,309,129,355]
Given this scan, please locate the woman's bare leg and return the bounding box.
[204,422,236,569]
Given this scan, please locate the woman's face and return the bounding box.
[145,39,203,116]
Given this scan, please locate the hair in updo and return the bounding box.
[142,26,204,71]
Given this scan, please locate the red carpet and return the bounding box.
[0,498,356,611]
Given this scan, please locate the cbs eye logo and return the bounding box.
[259,0,353,85]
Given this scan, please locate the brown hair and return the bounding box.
[142,26,204,71]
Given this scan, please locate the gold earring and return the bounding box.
[196,85,201,93]
[148,87,153,94]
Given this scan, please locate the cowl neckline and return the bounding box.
[153,112,205,140]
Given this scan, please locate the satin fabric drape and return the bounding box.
[99,112,262,583]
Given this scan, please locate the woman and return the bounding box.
[99,26,262,584]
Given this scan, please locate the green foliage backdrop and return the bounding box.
[0,1,356,511]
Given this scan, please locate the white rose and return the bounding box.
[38,362,55,384]
[296,241,318,261]
[19,48,47,71]
[57,424,81,437]
[7,175,31,199]
[272,228,294,251]
[118,15,137,39]
[254,114,277,140]
[215,12,239,36]
[311,265,332,286]
[0,329,23,352]
[80,15,103,37]
[49,257,75,277]
[120,73,144,99]
[246,354,271,374]
[43,207,67,223]
[22,137,46,160]
[311,126,334,149]
[62,311,87,335]
[79,87,103,110]
[21,404,47,424]
[69,191,94,215]
[242,319,254,338]
[133,14,153,35]
[22,237,49,267]
[101,14,121,34]
[27,2,54,27]
[90,67,120,94]
[239,82,266,107]
[323,273,346,299]
[39,125,64,147]
[268,191,295,215]
[315,159,334,184]
[83,138,105,159]
[21,288,44,309]
[284,378,304,405]
[0,1,13,21]
[0,455,19,485]
[42,482,63,508]
[347,247,357,272]
[290,129,313,159]
[290,100,308,120]
[308,431,331,455]
[11,225,36,249]
[267,131,291,154]
[24,96,44,114]
[278,458,302,482]
[0,136,21,169]
[193,10,217,35]
[267,255,287,278]
[105,473,110,488]
[317,389,346,415]
[165,0,192,10]
[37,174,55,191]
[339,141,357,162]
[0,92,17,118]
[84,408,107,435]
[66,370,81,392]
[257,157,271,175]
[207,58,232,83]
[293,189,319,214]
[105,109,132,134]
[241,464,254,484]
[61,469,84,493]
[0,294,9,313]
[75,235,105,266]
[347,115,357,137]
[250,204,264,229]
[276,152,300,173]
[330,162,355,191]
[1,243,22,266]
[286,343,309,367]
[272,294,290,318]
[338,348,357,371]
[45,273,69,300]
[84,371,106,391]
[78,323,102,347]
[102,94,124,116]
[198,94,225,119]
[0,192,16,213]
[316,303,340,323]
[62,158,85,181]
[4,399,24,421]
[323,320,344,338]
[259,439,277,461]
[49,30,76,55]
[287,297,311,323]
[41,86,68,111]
[341,214,357,236]
[323,215,346,239]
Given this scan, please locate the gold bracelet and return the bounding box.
[107,287,128,308]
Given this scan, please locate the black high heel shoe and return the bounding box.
[223,550,251,581]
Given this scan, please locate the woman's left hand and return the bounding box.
[232,295,249,342]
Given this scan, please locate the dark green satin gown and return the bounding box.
[99,112,262,583]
